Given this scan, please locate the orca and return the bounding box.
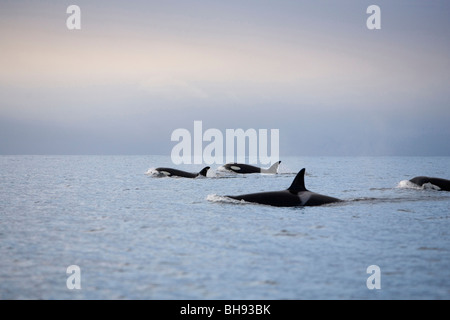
[222,161,281,174]
[226,168,341,207]
[154,166,210,178]
[409,176,450,191]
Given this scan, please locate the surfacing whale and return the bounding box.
[409,176,450,191]
[154,166,210,178]
[222,161,281,174]
[226,168,341,207]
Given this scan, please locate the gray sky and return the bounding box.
[1,0,449,156]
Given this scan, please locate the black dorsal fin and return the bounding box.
[288,168,307,192]
[198,166,210,177]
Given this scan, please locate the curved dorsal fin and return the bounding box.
[288,168,307,192]
[198,166,210,177]
[264,160,281,173]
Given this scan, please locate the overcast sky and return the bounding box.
[1,0,449,156]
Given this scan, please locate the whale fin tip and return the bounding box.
[288,168,307,192]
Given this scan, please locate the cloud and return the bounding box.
[138,76,209,100]
[1,0,449,155]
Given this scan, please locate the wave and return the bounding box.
[207,194,236,203]
[347,196,423,204]
[206,194,257,205]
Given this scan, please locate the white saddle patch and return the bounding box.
[298,192,312,205]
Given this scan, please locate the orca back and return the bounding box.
[410,176,450,191]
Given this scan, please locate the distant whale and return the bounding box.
[409,176,450,191]
[154,166,210,178]
[226,168,341,207]
[222,161,281,174]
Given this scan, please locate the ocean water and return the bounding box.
[0,155,449,300]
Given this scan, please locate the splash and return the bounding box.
[397,180,441,191]
[145,168,159,175]
[206,194,243,204]
[397,180,422,189]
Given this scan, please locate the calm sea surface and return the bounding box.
[0,155,449,299]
